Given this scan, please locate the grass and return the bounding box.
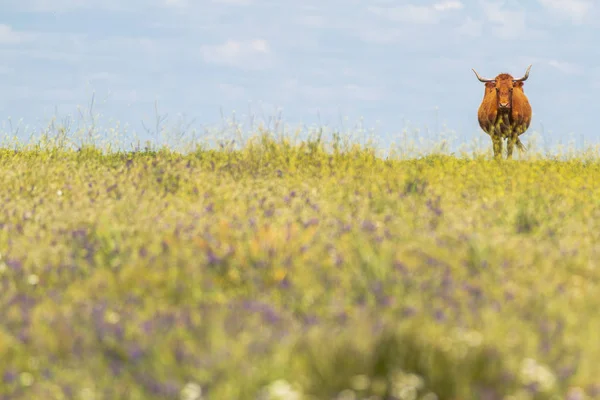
[0,126,600,400]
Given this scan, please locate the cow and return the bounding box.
[472,65,532,159]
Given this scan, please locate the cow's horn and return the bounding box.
[472,68,495,82]
[514,65,532,82]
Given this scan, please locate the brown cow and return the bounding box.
[472,65,532,159]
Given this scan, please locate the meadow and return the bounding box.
[1,125,600,400]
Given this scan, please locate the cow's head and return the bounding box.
[473,65,531,111]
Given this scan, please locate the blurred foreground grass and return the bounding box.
[1,130,600,400]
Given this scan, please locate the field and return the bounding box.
[1,128,600,400]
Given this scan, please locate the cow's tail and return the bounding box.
[516,138,527,152]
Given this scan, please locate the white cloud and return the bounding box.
[0,25,34,45]
[538,0,593,23]
[201,39,271,69]
[296,15,326,27]
[250,39,269,53]
[433,1,464,11]
[164,0,187,7]
[211,0,252,4]
[480,2,526,39]
[368,5,436,24]
[547,60,583,75]
[5,0,129,11]
[4,0,181,12]
[368,1,464,24]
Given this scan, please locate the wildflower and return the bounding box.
[566,387,585,400]
[27,274,39,286]
[19,372,34,387]
[260,379,302,400]
[80,387,96,400]
[350,375,370,391]
[105,311,120,324]
[180,382,203,400]
[336,389,357,400]
[272,268,286,283]
[520,358,556,392]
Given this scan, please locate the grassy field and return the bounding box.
[1,130,600,400]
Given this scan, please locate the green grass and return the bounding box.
[0,129,600,400]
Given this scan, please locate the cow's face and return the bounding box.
[472,65,531,111]
[494,74,514,111]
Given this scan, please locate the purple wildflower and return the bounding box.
[434,309,446,322]
[361,220,377,232]
[3,370,17,384]
[402,306,417,317]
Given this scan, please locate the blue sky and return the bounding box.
[0,0,598,149]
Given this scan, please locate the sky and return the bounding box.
[0,0,599,150]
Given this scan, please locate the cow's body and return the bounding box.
[473,66,532,159]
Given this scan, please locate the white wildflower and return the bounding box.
[180,382,203,400]
[336,389,357,400]
[27,274,39,286]
[80,387,96,400]
[105,311,120,324]
[350,375,370,391]
[519,358,556,392]
[260,379,302,400]
[20,372,34,387]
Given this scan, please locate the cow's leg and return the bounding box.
[492,134,503,159]
[507,133,517,159]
